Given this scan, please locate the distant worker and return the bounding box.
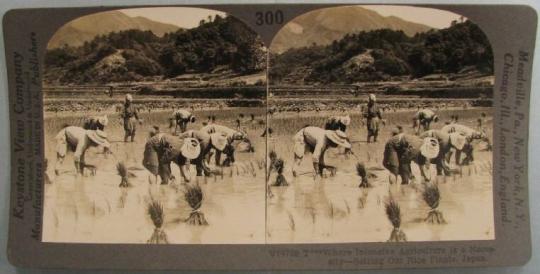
[365,94,383,143]
[170,109,195,134]
[54,126,111,175]
[324,115,351,132]
[291,126,351,178]
[413,108,439,134]
[83,115,108,131]
[105,85,114,98]
[120,94,142,142]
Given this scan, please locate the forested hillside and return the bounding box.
[44,15,266,84]
[270,20,493,84]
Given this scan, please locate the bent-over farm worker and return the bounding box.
[179,130,230,177]
[121,94,142,142]
[54,126,111,175]
[291,126,351,177]
[83,115,108,131]
[441,123,490,165]
[383,134,439,184]
[143,134,200,184]
[420,130,467,176]
[413,108,439,134]
[200,124,249,166]
[325,115,351,132]
[170,109,195,134]
[365,94,383,143]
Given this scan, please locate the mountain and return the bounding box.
[47,11,180,49]
[270,6,433,53]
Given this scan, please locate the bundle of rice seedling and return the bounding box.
[385,199,407,242]
[147,200,169,244]
[184,184,208,225]
[273,158,288,186]
[356,162,370,188]
[116,161,131,188]
[423,183,446,224]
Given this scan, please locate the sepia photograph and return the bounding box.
[42,7,267,244]
[266,5,494,243]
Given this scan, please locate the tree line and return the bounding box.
[44,15,266,84]
[269,20,494,84]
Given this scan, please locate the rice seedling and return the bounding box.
[385,199,407,242]
[116,161,131,188]
[356,162,370,188]
[184,183,208,225]
[249,161,257,177]
[147,200,169,244]
[44,158,52,184]
[344,199,351,215]
[288,212,296,231]
[423,183,446,224]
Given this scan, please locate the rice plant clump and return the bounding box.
[116,161,131,188]
[423,183,446,224]
[356,162,370,188]
[184,184,208,225]
[385,199,407,242]
[147,200,169,244]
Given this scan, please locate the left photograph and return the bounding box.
[42,7,267,244]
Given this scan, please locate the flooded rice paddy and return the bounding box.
[43,107,494,244]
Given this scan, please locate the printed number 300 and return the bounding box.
[255,10,284,25]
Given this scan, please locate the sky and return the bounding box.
[363,5,465,29]
[118,6,464,30]
[120,7,226,29]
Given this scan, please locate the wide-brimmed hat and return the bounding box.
[325,130,351,149]
[181,137,201,159]
[449,132,466,150]
[340,115,351,126]
[210,133,228,151]
[420,137,439,159]
[87,130,110,148]
[368,93,376,102]
[125,94,133,102]
[97,115,108,126]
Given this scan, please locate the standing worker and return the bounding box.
[121,94,142,142]
[365,94,383,143]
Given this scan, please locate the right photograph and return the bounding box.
[266,5,494,243]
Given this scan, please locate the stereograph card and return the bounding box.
[2,3,535,270]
